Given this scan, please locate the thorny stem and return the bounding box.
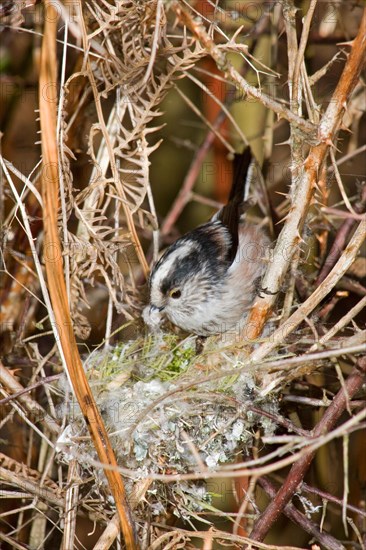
[248,217,366,363]
[172,1,317,138]
[245,8,366,340]
[291,0,318,114]
[316,185,366,285]
[247,356,366,544]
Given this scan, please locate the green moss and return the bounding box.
[90,333,196,385]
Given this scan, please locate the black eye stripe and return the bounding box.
[159,251,201,295]
[154,222,230,297]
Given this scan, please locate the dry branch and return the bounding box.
[316,185,366,285]
[0,360,59,435]
[38,3,136,548]
[172,1,317,137]
[248,217,366,363]
[245,7,366,340]
[259,478,345,550]
[248,356,366,544]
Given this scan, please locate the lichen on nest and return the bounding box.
[56,332,279,520]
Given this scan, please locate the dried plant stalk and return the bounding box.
[39,3,136,547]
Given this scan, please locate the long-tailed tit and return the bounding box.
[144,148,270,335]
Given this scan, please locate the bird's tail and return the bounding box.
[229,147,253,203]
[215,147,254,263]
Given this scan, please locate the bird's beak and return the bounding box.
[150,304,164,313]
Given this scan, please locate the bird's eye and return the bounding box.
[169,288,181,299]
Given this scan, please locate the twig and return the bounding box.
[291,0,318,113]
[61,460,80,550]
[93,514,120,550]
[301,481,366,519]
[148,524,309,550]
[330,148,358,215]
[0,465,63,508]
[39,5,137,548]
[248,218,366,363]
[283,395,365,410]
[316,185,366,284]
[174,84,234,152]
[0,360,59,434]
[0,373,61,407]
[258,477,345,550]
[173,2,317,138]
[248,356,366,543]
[331,143,366,168]
[244,8,366,340]
[320,206,366,221]
[160,109,225,237]
[0,533,29,550]
[309,295,366,352]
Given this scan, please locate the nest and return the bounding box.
[56,334,280,522]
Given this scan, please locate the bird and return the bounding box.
[143,148,270,336]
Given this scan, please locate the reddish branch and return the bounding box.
[247,356,366,544]
[301,481,366,519]
[0,360,59,435]
[258,478,346,550]
[160,111,225,237]
[0,373,60,407]
[316,185,366,285]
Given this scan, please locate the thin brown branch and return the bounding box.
[160,109,225,238]
[0,372,61,407]
[301,481,366,519]
[309,295,366,352]
[0,463,63,508]
[248,356,366,544]
[245,9,366,340]
[316,185,366,284]
[39,4,137,548]
[291,0,318,112]
[149,524,309,550]
[0,360,59,435]
[258,477,345,550]
[172,1,317,138]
